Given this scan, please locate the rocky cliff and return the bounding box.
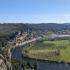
[0,47,12,70]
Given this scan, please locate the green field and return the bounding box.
[22,40,70,63]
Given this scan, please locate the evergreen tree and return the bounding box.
[27,60,32,69]
[0,35,7,47]
[24,66,26,70]
[0,42,2,47]
[56,49,60,55]
[34,59,38,70]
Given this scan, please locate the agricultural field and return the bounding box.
[22,40,70,63]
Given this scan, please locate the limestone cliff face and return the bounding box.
[0,60,7,70]
[0,54,7,70]
[0,54,12,70]
[4,47,12,70]
[0,47,12,70]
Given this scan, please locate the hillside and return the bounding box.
[0,23,33,40]
[1,23,70,70]
[0,23,70,40]
[63,23,70,25]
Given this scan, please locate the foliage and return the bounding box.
[0,35,7,47]
[34,59,38,70]
[1,23,70,40]
[22,40,70,63]
[56,49,60,55]
[11,56,22,70]
[11,56,29,70]
[27,60,33,69]
[22,48,29,57]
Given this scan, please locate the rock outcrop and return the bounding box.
[0,58,7,70]
[0,47,12,70]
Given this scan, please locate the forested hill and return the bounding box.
[0,23,70,40]
[0,23,33,40]
[27,23,70,31]
[63,23,70,25]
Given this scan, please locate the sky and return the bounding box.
[0,0,70,23]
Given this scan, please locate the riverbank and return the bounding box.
[11,34,70,49]
[12,37,41,49]
[22,40,70,64]
[16,37,41,46]
[22,52,70,65]
[12,39,70,70]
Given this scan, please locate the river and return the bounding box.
[12,43,70,70]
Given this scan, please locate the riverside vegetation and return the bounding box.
[1,23,70,70]
[22,39,70,63]
[11,56,38,70]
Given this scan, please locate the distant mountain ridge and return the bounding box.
[63,23,70,25]
[0,23,70,40]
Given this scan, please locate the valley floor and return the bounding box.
[22,40,70,63]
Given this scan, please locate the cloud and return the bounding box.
[62,14,70,17]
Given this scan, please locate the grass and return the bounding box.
[60,48,70,62]
[44,40,70,46]
[22,40,70,63]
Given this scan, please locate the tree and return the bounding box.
[0,35,7,47]
[56,49,60,55]
[34,59,38,70]
[24,67,26,70]
[0,42,2,47]
[27,60,32,69]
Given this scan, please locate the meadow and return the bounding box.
[22,40,70,63]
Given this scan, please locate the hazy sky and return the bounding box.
[0,0,70,23]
